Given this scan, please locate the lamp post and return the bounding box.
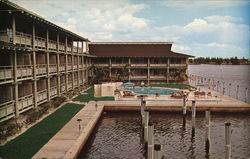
[77,118,82,135]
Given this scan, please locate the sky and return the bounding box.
[10,0,250,58]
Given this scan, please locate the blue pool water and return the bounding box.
[123,87,180,95]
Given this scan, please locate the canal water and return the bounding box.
[79,112,250,159]
[188,64,250,103]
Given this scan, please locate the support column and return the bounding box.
[128,57,131,81]
[65,54,68,91]
[13,51,19,117]
[12,15,16,44]
[72,55,74,88]
[109,57,112,80]
[57,53,60,96]
[47,52,51,101]
[77,55,80,87]
[32,24,37,108]
[167,58,170,83]
[147,58,150,85]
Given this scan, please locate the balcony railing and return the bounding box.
[73,65,78,70]
[68,64,72,71]
[18,94,33,113]
[36,64,47,76]
[37,89,48,105]
[73,81,78,87]
[150,75,166,79]
[150,64,167,67]
[61,84,66,93]
[169,64,186,67]
[131,75,147,79]
[112,64,126,67]
[60,64,65,72]
[0,29,13,43]
[68,82,73,90]
[59,42,65,52]
[94,64,109,67]
[50,86,57,99]
[131,64,147,67]
[17,65,33,80]
[35,36,46,49]
[0,100,15,122]
[67,46,72,52]
[16,31,32,46]
[73,46,78,53]
[0,66,13,83]
[49,64,57,74]
[48,40,57,50]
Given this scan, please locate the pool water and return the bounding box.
[122,87,180,95]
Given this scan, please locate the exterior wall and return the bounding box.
[0,10,92,122]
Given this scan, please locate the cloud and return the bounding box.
[205,15,243,24]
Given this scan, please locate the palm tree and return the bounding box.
[116,64,132,82]
[93,66,110,83]
[168,69,188,83]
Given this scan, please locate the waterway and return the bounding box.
[79,112,250,159]
[188,64,250,103]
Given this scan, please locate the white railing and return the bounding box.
[37,89,48,104]
[49,64,57,74]
[48,40,57,50]
[150,75,166,79]
[59,42,65,52]
[68,82,73,90]
[0,30,12,43]
[68,65,72,71]
[73,81,78,87]
[150,64,166,67]
[50,86,57,98]
[79,65,82,69]
[78,47,83,53]
[94,64,109,67]
[35,36,46,49]
[18,94,33,113]
[17,65,33,80]
[61,84,66,92]
[0,100,15,122]
[0,66,13,82]
[73,46,78,53]
[15,31,32,46]
[60,64,65,72]
[169,64,186,67]
[36,64,47,76]
[73,65,78,70]
[131,75,147,79]
[131,64,147,67]
[67,46,72,52]
[112,64,125,67]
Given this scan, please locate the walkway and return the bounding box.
[33,101,103,159]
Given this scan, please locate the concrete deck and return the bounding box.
[33,101,103,159]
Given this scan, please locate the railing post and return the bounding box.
[192,101,196,131]
[205,111,211,155]
[225,123,231,159]
[236,85,239,99]
[183,94,187,116]
[147,124,154,159]
[154,144,162,159]
[229,83,231,96]
[144,110,149,143]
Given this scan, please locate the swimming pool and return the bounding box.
[122,87,180,95]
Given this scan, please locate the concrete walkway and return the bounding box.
[33,101,103,159]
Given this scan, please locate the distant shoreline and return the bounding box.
[189,64,250,65]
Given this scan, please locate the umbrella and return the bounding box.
[122,82,135,86]
[196,83,208,86]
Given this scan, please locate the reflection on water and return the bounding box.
[79,112,250,159]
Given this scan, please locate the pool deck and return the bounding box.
[32,87,249,159]
[33,101,104,159]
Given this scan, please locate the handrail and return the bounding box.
[17,65,32,69]
[36,64,47,68]
[50,86,57,90]
[35,36,46,41]
[0,66,13,69]
[0,100,15,108]
[49,39,57,44]
[37,89,47,94]
[18,94,33,101]
[16,31,32,38]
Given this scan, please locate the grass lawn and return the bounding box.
[150,83,194,89]
[72,87,115,102]
[0,103,84,159]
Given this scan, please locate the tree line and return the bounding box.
[189,57,249,65]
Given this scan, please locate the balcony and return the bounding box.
[50,86,57,99]
[94,64,109,67]
[15,31,32,47]
[150,64,167,67]
[73,65,78,70]
[67,64,72,71]
[37,89,48,105]
[131,75,147,79]
[73,81,78,88]
[36,64,47,77]
[68,82,73,90]
[0,66,13,84]
[17,65,33,80]
[111,64,126,67]
[0,100,15,122]
[18,94,33,113]
[49,64,57,74]
[169,64,186,67]
[67,46,72,52]
[48,40,57,51]
[73,46,78,53]
[59,42,65,52]
[61,84,66,93]
[35,36,46,49]
[79,64,83,69]
[60,64,66,72]
[131,64,147,67]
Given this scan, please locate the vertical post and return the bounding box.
[128,57,131,81]
[13,51,19,117]
[229,83,231,96]
[12,15,16,44]
[32,24,37,108]
[217,81,219,92]
[245,87,248,103]
[183,94,187,116]
[225,123,231,159]
[222,82,225,94]
[192,101,196,131]
[154,144,161,159]
[147,58,150,85]
[144,110,149,143]
[205,111,211,155]
[147,124,154,159]
[236,85,239,99]
[167,58,169,83]
[46,52,51,101]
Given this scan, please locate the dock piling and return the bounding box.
[245,87,248,103]
[236,85,239,99]
[147,124,154,159]
[144,110,149,143]
[154,144,162,159]
[225,123,232,159]
[229,83,231,96]
[192,101,196,131]
[183,94,187,116]
[205,111,211,155]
